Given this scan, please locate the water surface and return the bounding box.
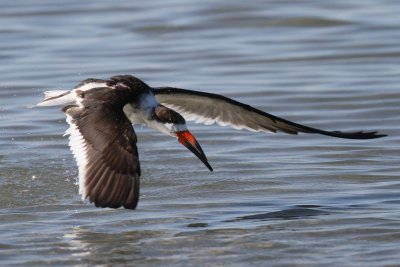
[1,1,399,266]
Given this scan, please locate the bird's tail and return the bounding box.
[36,90,75,106]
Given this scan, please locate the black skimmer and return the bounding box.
[37,75,386,209]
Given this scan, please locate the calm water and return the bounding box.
[1,1,400,266]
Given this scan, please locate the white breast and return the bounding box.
[123,93,158,125]
[123,104,144,124]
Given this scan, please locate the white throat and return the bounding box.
[123,94,188,136]
[123,93,157,125]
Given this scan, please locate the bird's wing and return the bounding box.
[63,89,140,209]
[154,87,385,139]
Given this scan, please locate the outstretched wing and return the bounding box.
[63,90,140,209]
[154,87,385,139]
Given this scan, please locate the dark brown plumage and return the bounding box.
[62,87,141,209]
[36,75,386,210]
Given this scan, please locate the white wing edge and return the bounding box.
[64,113,89,200]
[164,103,272,133]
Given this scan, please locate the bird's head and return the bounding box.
[149,104,213,171]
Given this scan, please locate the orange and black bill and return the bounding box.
[176,131,213,171]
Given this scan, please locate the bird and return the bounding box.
[36,75,386,210]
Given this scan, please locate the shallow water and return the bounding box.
[1,1,400,266]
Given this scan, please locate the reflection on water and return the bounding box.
[1,0,400,266]
[229,206,329,221]
[63,227,148,265]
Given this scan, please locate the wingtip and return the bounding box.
[207,164,214,172]
[330,130,387,139]
[91,198,138,210]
